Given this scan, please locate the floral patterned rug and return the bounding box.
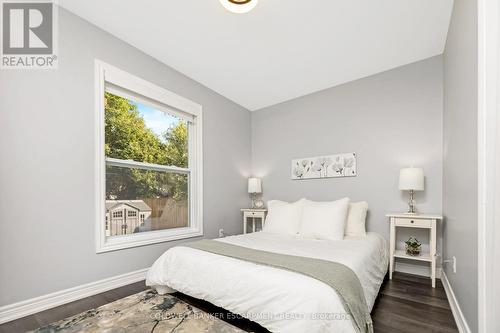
[30,290,245,333]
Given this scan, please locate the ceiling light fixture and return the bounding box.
[219,0,258,14]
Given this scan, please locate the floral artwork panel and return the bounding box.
[291,153,357,180]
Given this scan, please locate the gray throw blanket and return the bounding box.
[181,239,373,333]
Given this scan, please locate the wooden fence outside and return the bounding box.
[142,197,188,230]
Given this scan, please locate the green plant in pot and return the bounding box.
[405,237,422,256]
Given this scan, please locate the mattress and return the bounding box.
[146,231,388,333]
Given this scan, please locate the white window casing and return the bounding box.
[95,60,203,253]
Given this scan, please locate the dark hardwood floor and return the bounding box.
[0,281,147,333]
[0,272,458,333]
[372,273,458,333]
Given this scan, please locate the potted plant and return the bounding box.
[405,237,422,256]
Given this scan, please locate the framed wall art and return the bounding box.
[291,152,357,180]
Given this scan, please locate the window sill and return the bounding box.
[96,227,203,253]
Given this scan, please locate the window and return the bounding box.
[112,211,123,218]
[95,61,203,253]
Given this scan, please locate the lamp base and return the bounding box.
[250,193,264,209]
[406,189,417,214]
[252,199,265,209]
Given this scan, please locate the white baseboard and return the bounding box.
[441,271,471,333]
[0,268,149,325]
[395,261,442,278]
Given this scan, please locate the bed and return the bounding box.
[146,231,388,333]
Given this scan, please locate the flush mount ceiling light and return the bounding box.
[219,0,258,14]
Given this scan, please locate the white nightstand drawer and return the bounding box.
[394,217,431,228]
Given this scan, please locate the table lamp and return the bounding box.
[248,178,264,208]
[399,167,424,214]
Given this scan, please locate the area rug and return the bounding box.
[30,289,246,333]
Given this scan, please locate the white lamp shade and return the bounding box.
[399,168,424,191]
[248,178,262,194]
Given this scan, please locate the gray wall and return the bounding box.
[0,9,251,306]
[443,0,478,331]
[251,56,443,258]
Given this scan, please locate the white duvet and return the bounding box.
[146,232,388,333]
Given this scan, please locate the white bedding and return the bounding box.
[146,232,388,333]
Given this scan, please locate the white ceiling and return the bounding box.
[60,0,454,111]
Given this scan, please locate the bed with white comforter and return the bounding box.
[146,231,388,333]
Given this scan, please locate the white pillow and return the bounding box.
[263,198,308,235]
[267,198,309,210]
[345,201,368,237]
[299,198,350,240]
[263,203,302,236]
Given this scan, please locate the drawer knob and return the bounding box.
[411,220,414,223]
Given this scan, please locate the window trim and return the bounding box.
[95,60,203,253]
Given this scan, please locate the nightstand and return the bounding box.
[241,209,267,234]
[386,213,443,288]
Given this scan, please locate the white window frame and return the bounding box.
[95,60,203,253]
